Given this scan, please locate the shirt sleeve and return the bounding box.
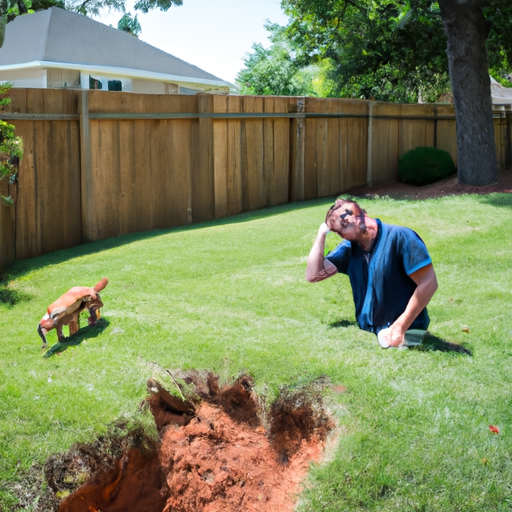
[400,228,432,275]
[325,240,352,274]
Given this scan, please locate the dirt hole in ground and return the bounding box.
[42,370,337,512]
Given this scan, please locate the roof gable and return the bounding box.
[0,8,226,84]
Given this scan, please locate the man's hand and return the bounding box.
[386,264,438,346]
[305,222,337,282]
[318,222,330,236]
[386,324,406,347]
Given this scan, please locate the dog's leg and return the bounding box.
[55,323,66,343]
[68,315,80,337]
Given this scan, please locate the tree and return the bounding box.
[279,0,512,185]
[235,27,324,96]
[280,0,451,103]
[438,0,496,185]
[0,84,23,205]
[0,0,34,22]
[117,11,140,36]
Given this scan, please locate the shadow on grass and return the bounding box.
[0,284,33,307]
[328,319,359,329]
[3,197,338,283]
[410,333,472,356]
[43,318,110,358]
[479,193,512,209]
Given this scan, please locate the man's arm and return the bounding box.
[386,263,438,346]
[306,223,338,282]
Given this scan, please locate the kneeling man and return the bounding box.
[306,198,438,348]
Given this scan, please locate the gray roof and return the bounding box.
[0,7,228,84]
[490,77,512,104]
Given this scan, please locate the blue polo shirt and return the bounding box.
[325,219,431,334]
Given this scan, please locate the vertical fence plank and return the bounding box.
[213,95,229,219]
[289,97,305,202]
[243,96,265,211]
[88,114,120,240]
[12,119,38,260]
[0,202,14,270]
[436,104,458,167]
[304,98,318,200]
[270,97,290,206]
[398,104,435,158]
[226,96,243,216]
[80,90,95,242]
[314,100,329,198]
[371,103,400,184]
[263,96,275,209]
[193,94,215,223]
[118,119,138,234]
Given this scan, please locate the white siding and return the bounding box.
[0,67,46,88]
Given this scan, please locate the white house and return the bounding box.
[490,76,512,106]
[0,7,231,94]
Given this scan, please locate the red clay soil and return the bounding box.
[57,372,335,512]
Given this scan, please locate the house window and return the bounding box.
[108,80,122,91]
[89,76,103,90]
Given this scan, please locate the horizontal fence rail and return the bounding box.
[1,88,511,271]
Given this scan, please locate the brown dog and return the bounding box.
[37,278,108,348]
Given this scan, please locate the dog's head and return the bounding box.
[37,314,55,347]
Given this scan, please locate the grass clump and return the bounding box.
[0,192,512,511]
[398,146,456,186]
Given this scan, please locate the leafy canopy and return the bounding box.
[236,0,512,101]
[235,25,325,97]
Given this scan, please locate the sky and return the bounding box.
[93,0,289,85]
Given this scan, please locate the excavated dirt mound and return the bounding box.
[49,371,336,512]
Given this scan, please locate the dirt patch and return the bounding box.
[346,169,512,200]
[46,371,336,512]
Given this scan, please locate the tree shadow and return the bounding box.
[328,319,359,329]
[43,318,110,358]
[3,197,338,282]
[409,332,472,356]
[0,284,33,307]
[479,193,512,209]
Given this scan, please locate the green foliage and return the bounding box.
[0,0,35,21]
[275,0,512,102]
[133,0,181,14]
[117,11,140,36]
[398,146,455,186]
[5,0,183,20]
[0,84,22,204]
[236,26,322,97]
[1,195,512,510]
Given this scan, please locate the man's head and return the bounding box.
[325,198,367,239]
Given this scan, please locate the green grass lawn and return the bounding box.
[1,193,512,511]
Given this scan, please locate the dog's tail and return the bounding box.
[94,278,109,292]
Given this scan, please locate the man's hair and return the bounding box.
[325,198,364,224]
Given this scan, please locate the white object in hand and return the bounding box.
[377,328,390,348]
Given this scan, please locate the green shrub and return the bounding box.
[398,146,455,186]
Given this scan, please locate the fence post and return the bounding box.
[193,94,215,223]
[366,101,375,186]
[289,97,305,201]
[79,90,95,242]
[507,106,512,170]
[0,201,15,273]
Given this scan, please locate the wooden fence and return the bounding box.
[1,88,511,271]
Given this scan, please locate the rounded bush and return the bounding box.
[398,146,456,186]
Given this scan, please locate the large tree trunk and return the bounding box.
[438,0,497,186]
